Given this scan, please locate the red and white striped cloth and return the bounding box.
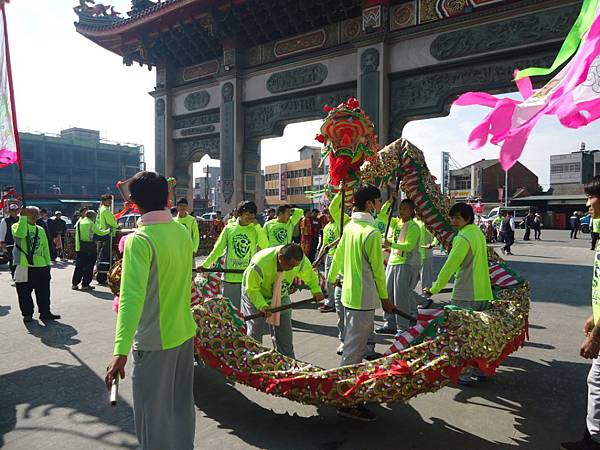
[191,272,222,307]
[488,262,520,288]
[385,308,445,355]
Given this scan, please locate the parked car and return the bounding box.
[484,206,531,228]
[200,212,217,221]
[117,213,141,229]
[581,214,592,233]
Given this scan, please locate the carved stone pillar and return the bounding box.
[154,64,175,178]
[219,78,244,211]
[357,42,388,147]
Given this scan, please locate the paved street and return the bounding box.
[0,228,596,449]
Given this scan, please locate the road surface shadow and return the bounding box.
[0,362,136,448]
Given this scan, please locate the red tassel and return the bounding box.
[315,133,325,143]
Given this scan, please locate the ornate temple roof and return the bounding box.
[74,0,364,68]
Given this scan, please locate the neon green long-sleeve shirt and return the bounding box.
[386,217,421,266]
[202,220,268,283]
[75,217,110,252]
[242,245,322,310]
[174,214,200,253]
[263,208,303,247]
[594,218,600,234]
[97,204,118,236]
[322,222,339,256]
[114,217,196,356]
[430,223,492,302]
[374,199,392,235]
[327,213,388,310]
[329,191,351,231]
[11,216,51,267]
[416,219,437,261]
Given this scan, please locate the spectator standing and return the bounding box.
[12,206,60,323]
[523,211,535,241]
[37,208,57,261]
[533,213,542,241]
[0,204,20,279]
[571,212,582,239]
[501,211,515,255]
[51,211,67,259]
[72,211,110,291]
[299,210,313,260]
[310,209,322,262]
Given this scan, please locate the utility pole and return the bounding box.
[504,168,509,207]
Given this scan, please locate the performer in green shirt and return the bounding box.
[72,210,110,291]
[377,199,421,335]
[263,204,303,247]
[201,201,268,309]
[174,198,200,254]
[424,202,492,386]
[105,172,197,450]
[327,185,394,422]
[12,206,61,323]
[242,243,324,358]
[96,194,119,284]
[562,176,600,450]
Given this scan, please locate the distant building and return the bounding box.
[193,165,220,213]
[449,158,539,205]
[550,143,597,195]
[0,128,144,215]
[264,146,324,209]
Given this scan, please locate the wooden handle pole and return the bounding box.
[244,297,317,321]
[384,176,402,241]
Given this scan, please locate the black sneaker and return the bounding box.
[364,352,383,361]
[80,285,95,291]
[23,315,33,323]
[375,326,396,335]
[40,313,61,321]
[337,405,376,422]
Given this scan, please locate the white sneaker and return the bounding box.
[336,342,344,355]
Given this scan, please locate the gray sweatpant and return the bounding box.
[383,264,420,332]
[241,294,295,358]
[323,255,335,308]
[341,308,375,366]
[131,338,195,450]
[421,257,433,289]
[223,281,242,310]
[334,286,345,342]
[588,356,600,442]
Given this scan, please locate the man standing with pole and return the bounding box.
[105,171,196,450]
[242,243,324,358]
[327,185,395,421]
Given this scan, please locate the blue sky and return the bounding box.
[8,0,600,188]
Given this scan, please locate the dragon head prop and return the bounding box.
[315,97,378,189]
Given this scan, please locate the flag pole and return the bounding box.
[2,4,25,206]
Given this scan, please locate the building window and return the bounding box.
[551,162,581,174]
[452,177,471,190]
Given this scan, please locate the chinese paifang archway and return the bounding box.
[191,136,530,408]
